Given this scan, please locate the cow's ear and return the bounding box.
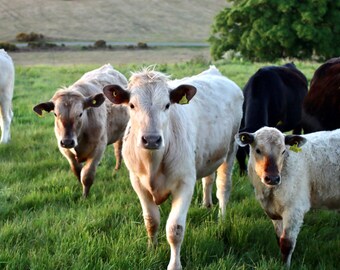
[285,135,307,147]
[103,84,130,104]
[84,93,105,109]
[33,102,55,116]
[170,84,197,105]
[235,132,254,147]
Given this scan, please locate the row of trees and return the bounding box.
[209,0,340,61]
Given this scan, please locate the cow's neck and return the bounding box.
[138,148,170,205]
[139,148,165,178]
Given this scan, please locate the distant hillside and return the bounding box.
[0,0,227,43]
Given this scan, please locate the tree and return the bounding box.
[209,0,340,61]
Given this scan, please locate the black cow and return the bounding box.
[236,63,308,175]
[302,57,340,133]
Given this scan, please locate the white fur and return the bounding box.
[241,127,340,268]
[122,66,243,270]
[0,49,15,143]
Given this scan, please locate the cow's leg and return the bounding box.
[130,174,160,247]
[215,161,232,218]
[81,145,105,197]
[0,99,13,143]
[279,211,305,268]
[81,163,96,197]
[202,172,215,208]
[113,139,123,171]
[216,139,237,218]
[166,181,195,270]
[61,149,82,181]
[272,219,283,245]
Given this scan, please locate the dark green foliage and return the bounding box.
[209,0,340,61]
[94,40,107,48]
[0,42,17,51]
[16,32,45,42]
[27,41,58,49]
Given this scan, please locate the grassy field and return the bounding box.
[0,60,339,270]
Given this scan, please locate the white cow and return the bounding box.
[236,127,340,268]
[103,66,243,270]
[0,49,15,143]
[33,64,129,196]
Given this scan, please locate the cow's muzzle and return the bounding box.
[60,139,76,149]
[262,174,281,186]
[141,134,163,150]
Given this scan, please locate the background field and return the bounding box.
[0,61,339,270]
[0,0,227,43]
[1,0,226,66]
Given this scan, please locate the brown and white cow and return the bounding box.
[103,66,244,270]
[0,49,15,143]
[33,64,129,196]
[236,126,340,268]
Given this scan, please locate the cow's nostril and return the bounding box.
[61,139,75,149]
[142,136,148,145]
[264,176,271,184]
[273,175,281,184]
[156,136,162,144]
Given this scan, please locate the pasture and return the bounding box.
[0,60,339,269]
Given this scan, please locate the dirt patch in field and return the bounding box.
[10,47,212,66]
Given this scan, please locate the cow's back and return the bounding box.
[79,64,127,88]
[170,67,243,177]
[285,129,340,209]
[71,64,128,145]
[0,49,14,98]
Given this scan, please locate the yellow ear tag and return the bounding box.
[92,100,97,105]
[289,143,302,153]
[179,95,189,105]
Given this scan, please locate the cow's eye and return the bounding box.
[129,103,135,109]
[54,113,57,117]
[79,113,83,118]
[165,103,170,110]
[282,150,286,155]
[256,148,261,155]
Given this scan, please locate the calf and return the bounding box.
[103,66,243,270]
[0,49,15,143]
[236,126,340,268]
[237,63,308,174]
[302,57,340,133]
[33,64,129,196]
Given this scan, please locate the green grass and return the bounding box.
[0,60,339,270]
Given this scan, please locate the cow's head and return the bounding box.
[33,89,105,149]
[236,127,306,187]
[103,69,196,150]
